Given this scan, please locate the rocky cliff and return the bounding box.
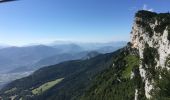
[79,10,170,100]
[131,10,170,99]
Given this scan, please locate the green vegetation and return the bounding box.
[80,47,144,100]
[168,25,170,40]
[142,43,170,99]
[154,24,166,35]
[135,10,157,38]
[80,68,136,100]
[122,55,139,78]
[143,43,159,80]
[136,20,154,37]
[143,43,159,67]
[154,13,170,34]
[32,78,64,95]
[133,67,146,100]
[152,68,170,100]
[165,55,170,68]
[135,10,157,21]
[135,10,170,38]
[4,87,17,94]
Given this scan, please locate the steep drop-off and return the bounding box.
[80,10,170,100]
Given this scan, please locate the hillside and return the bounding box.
[0,48,118,99]
[80,47,140,100]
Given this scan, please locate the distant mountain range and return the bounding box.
[0,45,61,73]
[8,51,100,73]
[0,45,10,49]
[0,41,126,89]
[51,41,127,51]
[0,41,126,73]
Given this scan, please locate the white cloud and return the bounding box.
[142,4,154,12]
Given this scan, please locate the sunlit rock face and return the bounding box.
[130,10,170,99]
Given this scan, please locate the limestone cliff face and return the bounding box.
[131,10,170,99]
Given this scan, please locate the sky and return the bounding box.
[0,0,170,46]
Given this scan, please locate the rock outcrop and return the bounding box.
[131,10,170,99]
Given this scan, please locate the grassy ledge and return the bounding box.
[32,78,64,95]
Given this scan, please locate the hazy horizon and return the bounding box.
[0,40,128,47]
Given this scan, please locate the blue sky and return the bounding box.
[0,0,170,46]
